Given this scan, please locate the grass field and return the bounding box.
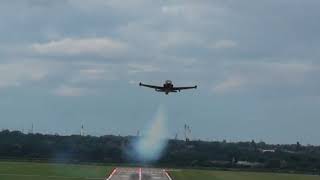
[0,161,319,180]
[170,169,320,180]
[0,161,111,180]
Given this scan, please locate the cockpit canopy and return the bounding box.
[165,80,172,84]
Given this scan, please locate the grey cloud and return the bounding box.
[31,37,128,57]
[2,0,320,90]
[1,0,320,143]
[212,61,320,97]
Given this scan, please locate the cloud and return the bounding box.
[129,80,138,85]
[26,0,67,8]
[161,2,227,20]
[69,66,117,84]
[128,64,161,74]
[31,37,127,57]
[212,62,318,94]
[78,68,107,80]
[0,61,49,88]
[212,76,247,94]
[1,0,320,144]
[53,85,90,97]
[209,40,238,49]
[161,5,185,15]
[240,62,317,84]
[159,31,204,49]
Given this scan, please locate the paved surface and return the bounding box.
[106,168,171,180]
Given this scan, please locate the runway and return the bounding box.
[106,167,172,180]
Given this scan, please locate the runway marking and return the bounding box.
[106,167,173,180]
[139,168,142,180]
[163,170,173,180]
[105,168,117,180]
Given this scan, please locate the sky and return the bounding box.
[0,0,320,144]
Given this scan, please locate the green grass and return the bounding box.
[0,161,319,180]
[0,161,112,180]
[170,169,320,180]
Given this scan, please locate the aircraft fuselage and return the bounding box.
[158,80,176,95]
[139,80,197,95]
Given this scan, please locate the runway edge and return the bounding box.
[105,168,117,180]
[163,169,173,180]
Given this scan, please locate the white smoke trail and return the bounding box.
[134,105,168,162]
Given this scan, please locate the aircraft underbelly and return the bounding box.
[156,87,177,94]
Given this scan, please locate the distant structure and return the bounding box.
[28,123,34,134]
[260,149,276,153]
[137,130,140,137]
[80,124,84,136]
[184,124,192,142]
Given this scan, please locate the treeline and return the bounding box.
[0,130,320,173]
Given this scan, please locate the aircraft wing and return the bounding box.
[139,82,163,89]
[173,85,197,91]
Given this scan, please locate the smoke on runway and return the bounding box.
[132,105,168,163]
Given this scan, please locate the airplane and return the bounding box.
[139,80,197,95]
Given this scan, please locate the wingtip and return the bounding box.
[195,85,198,89]
[139,82,142,86]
